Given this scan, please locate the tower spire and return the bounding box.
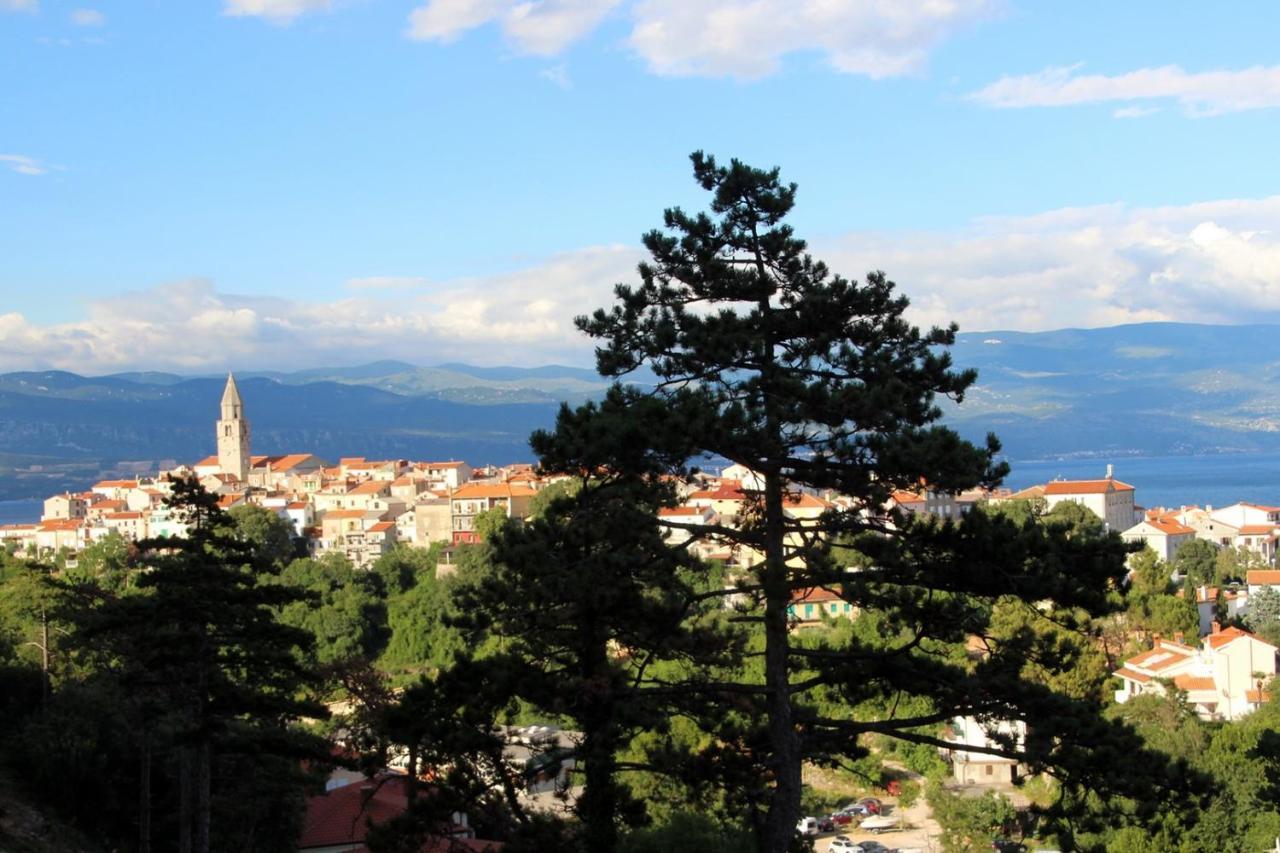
[216,373,251,482]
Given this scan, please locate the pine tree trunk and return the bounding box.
[759,470,802,853]
[178,746,192,853]
[195,739,211,853]
[579,702,619,853]
[138,741,151,853]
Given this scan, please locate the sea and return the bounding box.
[0,453,1277,525]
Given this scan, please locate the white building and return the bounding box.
[1122,517,1196,562]
[1042,467,1136,531]
[1114,626,1277,721]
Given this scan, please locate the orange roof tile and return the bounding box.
[1173,675,1216,692]
[323,509,368,520]
[791,586,845,604]
[451,483,537,499]
[194,455,219,468]
[1126,644,1195,671]
[1044,478,1135,495]
[368,521,395,533]
[104,511,143,520]
[348,480,390,496]
[1248,570,1280,586]
[659,505,709,517]
[1237,525,1277,536]
[94,479,140,489]
[1114,667,1152,684]
[1206,626,1256,650]
[1144,518,1195,536]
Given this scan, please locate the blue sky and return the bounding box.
[4,1,1280,371]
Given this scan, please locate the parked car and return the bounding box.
[859,814,902,834]
[817,816,836,833]
[827,837,858,852]
[796,816,820,836]
[828,811,856,826]
[849,842,892,853]
[857,796,883,814]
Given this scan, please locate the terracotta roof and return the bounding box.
[94,479,140,489]
[271,453,317,471]
[891,489,925,504]
[194,455,219,468]
[1114,667,1152,684]
[38,519,82,531]
[324,509,368,520]
[791,586,845,604]
[1246,688,1272,703]
[1240,503,1280,513]
[427,461,468,469]
[1143,518,1195,536]
[348,480,390,496]
[784,492,832,509]
[368,521,395,533]
[1206,626,1258,650]
[287,501,309,510]
[1173,675,1217,693]
[451,483,537,499]
[1237,525,1277,536]
[1248,570,1280,586]
[299,776,498,852]
[658,505,710,517]
[1126,644,1195,672]
[105,511,143,520]
[1044,478,1135,495]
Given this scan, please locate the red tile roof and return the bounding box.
[1114,667,1152,684]
[1248,570,1280,586]
[1044,478,1135,495]
[299,775,498,852]
[1206,626,1256,650]
[1237,525,1277,536]
[1173,675,1216,692]
[1144,518,1195,536]
[368,521,395,534]
[451,483,537,499]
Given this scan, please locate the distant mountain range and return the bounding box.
[2,322,1279,502]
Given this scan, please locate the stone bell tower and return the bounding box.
[216,373,251,482]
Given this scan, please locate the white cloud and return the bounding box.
[13,198,1280,372]
[407,0,619,56]
[629,0,996,79]
[539,62,572,88]
[0,154,47,176]
[1113,105,1159,119]
[822,196,1280,333]
[69,8,104,26]
[0,0,37,11]
[406,0,993,77]
[223,0,332,24]
[0,249,637,372]
[970,64,1280,116]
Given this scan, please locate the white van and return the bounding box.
[795,816,820,836]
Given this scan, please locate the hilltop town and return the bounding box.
[8,375,1280,731]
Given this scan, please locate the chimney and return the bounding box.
[1151,632,1161,647]
[1211,621,1221,635]
[1106,464,1114,479]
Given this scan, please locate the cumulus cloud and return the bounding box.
[69,8,104,26]
[407,0,620,56]
[628,0,996,79]
[0,154,47,176]
[223,0,332,24]
[11,199,1280,372]
[970,63,1280,116]
[822,196,1280,333]
[405,0,994,77]
[0,249,638,372]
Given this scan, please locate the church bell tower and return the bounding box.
[217,373,251,482]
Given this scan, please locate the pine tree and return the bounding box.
[71,476,328,853]
[552,152,1135,850]
[450,475,735,853]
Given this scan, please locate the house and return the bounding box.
[1122,517,1196,562]
[42,493,87,521]
[658,504,717,546]
[1113,626,1278,721]
[1042,467,1136,531]
[1182,585,1248,637]
[298,773,498,852]
[1248,569,1280,597]
[942,716,1025,785]
[449,483,537,545]
[787,586,855,624]
[421,461,473,490]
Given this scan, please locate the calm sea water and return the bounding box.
[0,499,42,526]
[1004,453,1280,510]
